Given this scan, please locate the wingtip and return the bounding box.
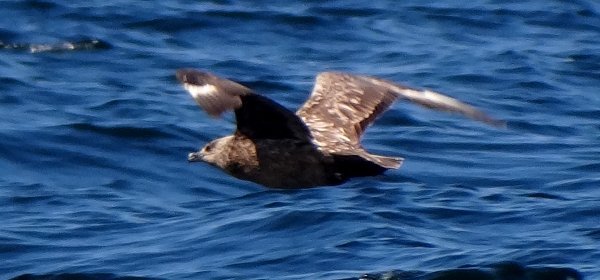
[175,68,216,86]
[397,88,507,129]
[474,113,508,129]
[491,119,508,129]
[393,157,405,169]
[175,68,250,117]
[175,68,193,84]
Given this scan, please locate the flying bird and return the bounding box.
[175,69,502,188]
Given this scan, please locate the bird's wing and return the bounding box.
[176,69,312,141]
[296,72,503,153]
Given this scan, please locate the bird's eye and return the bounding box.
[204,144,214,153]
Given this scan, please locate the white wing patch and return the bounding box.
[184,83,218,99]
[182,83,242,117]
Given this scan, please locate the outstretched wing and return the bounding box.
[176,69,312,141]
[296,72,503,154]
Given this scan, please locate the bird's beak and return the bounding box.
[188,152,203,162]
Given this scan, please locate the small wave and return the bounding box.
[0,38,111,53]
[522,192,566,200]
[10,273,160,280]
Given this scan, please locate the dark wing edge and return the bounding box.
[176,68,312,142]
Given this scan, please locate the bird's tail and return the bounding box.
[361,153,404,169]
[331,151,404,179]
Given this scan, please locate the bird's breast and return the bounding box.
[224,138,335,188]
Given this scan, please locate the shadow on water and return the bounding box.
[11,262,582,280]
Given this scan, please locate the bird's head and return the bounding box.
[188,135,233,168]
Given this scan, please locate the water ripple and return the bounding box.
[0,39,111,53]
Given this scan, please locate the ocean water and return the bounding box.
[1,0,599,279]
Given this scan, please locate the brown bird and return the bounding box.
[175,69,502,188]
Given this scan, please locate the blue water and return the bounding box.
[1,1,599,279]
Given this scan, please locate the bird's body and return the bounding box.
[194,134,338,188]
[176,69,502,188]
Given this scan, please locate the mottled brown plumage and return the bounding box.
[176,69,503,188]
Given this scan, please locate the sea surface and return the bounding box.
[1,1,599,279]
